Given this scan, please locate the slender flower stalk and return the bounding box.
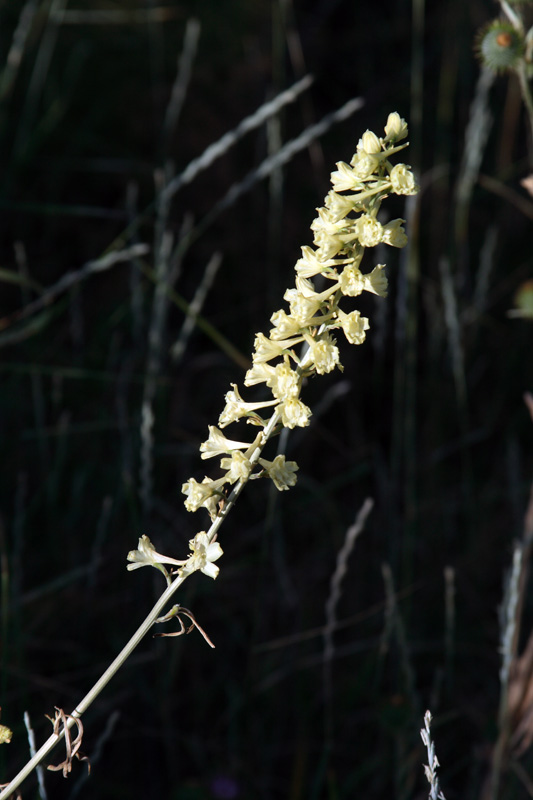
[0,113,417,800]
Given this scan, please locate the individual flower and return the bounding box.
[278,397,312,429]
[383,112,408,142]
[220,450,253,484]
[252,333,291,363]
[127,534,187,581]
[283,287,323,326]
[269,309,302,340]
[244,361,276,386]
[311,208,347,259]
[330,161,363,192]
[359,130,382,154]
[218,383,278,428]
[0,722,12,745]
[294,276,339,304]
[182,476,227,516]
[304,332,341,375]
[266,359,301,400]
[295,245,338,278]
[335,308,370,345]
[349,151,380,180]
[389,163,418,195]
[200,426,251,459]
[354,214,383,248]
[258,454,299,491]
[363,264,388,297]
[324,190,360,223]
[181,532,223,580]
[339,263,365,297]
[382,218,408,248]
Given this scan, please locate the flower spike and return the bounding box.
[129,113,417,590]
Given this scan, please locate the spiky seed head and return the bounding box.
[476,21,525,72]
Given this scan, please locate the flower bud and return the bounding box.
[384,112,408,142]
[360,130,382,154]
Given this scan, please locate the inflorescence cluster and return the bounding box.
[128,112,418,584]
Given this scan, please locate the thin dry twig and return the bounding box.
[45,709,90,778]
[154,605,215,648]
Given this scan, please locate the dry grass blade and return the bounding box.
[0,244,150,330]
[56,7,181,24]
[508,630,533,756]
[162,74,314,203]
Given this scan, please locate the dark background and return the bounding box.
[1,1,533,798]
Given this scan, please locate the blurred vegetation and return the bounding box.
[1,0,533,798]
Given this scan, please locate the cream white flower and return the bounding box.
[258,454,299,491]
[200,425,251,459]
[218,383,279,428]
[389,164,418,195]
[311,207,347,236]
[383,112,408,142]
[295,246,338,279]
[335,308,370,345]
[324,190,360,223]
[244,361,276,386]
[269,309,302,340]
[311,208,346,259]
[349,151,380,180]
[181,532,223,580]
[363,264,388,297]
[382,218,407,248]
[294,276,339,304]
[359,130,382,154]
[252,333,289,363]
[330,161,362,192]
[292,276,315,298]
[339,263,365,297]
[305,333,340,375]
[284,288,323,326]
[220,450,252,484]
[354,214,383,248]
[127,534,186,574]
[0,722,12,745]
[266,360,300,400]
[278,397,312,429]
[182,476,226,516]
[314,238,345,261]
